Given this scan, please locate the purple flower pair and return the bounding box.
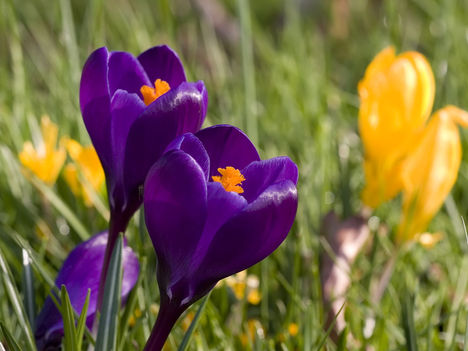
[36,44,299,350]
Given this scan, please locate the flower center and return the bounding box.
[212,167,245,194]
[140,79,171,105]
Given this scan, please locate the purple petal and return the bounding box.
[165,133,210,181]
[194,180,297,286]
[196,81,208,119]
[108,90,146,207]
[80,47,110,109]
[190,182,247,272]
[35,232,139,350]
[79,47,112,171]
[123,81,207,195]
[144,150,207,294]
[108,51,151,97]
[241,156,299,203]
[110,90,146,169]
[137,45,187,89]
[195,125,260,178]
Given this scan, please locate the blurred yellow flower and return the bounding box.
[222,270,261,304]
[247,289,261,305]
[128,307,143,327]
[134,307,142,318]
[358,47,435,208]
[19,116,66,185]
[224,270,247,299]
[397,106,468,242]
[240,319,264,347]
[62,138,105,207]
[150,303,159,316]
[417,232,444,249]
[288,322,299,337]
[181,311,195,332]
[128,315,136,327]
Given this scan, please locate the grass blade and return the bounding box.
[117,269,141,351]
[178,293,211,351]
[30,176,90,240]
[95,234,123,351]
[0,247,36,350]
[10,232,56,287]
[76,289,91,350]
[336,327,348,351]
[401,291,419,351]
[315,303,345,351]
[237,0,258,144]
[0,322,22,351]
[60,285,77,351]
[21,249,36,330]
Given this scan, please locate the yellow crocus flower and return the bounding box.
[19,116,66,185]
[62,138,105,207]
[397,106,468,242]
[359,47,435,207]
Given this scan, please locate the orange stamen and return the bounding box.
[140,79,171,105]
[212,166,245,194]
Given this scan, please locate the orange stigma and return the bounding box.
[212,167,245,194]
[140,79,171,105]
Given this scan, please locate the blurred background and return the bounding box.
[2,0,468,349]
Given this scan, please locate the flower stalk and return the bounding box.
[96,211,129,310]
[144,298,186,351]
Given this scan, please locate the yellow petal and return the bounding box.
[41,115,59,154]
[63,164,81,196]
[63,138,105,206]
[397,106,466,242]
[77,146,105,190]
[359,48,434,159]
[19,117,65,185]
[63,137,83,161]
[361,156,403,208]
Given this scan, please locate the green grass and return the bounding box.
[2,0,468,349]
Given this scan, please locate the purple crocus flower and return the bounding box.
[142,125,298,350]
[34,232,139,350]
[80,45,207,307]
[80,45,208,236]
